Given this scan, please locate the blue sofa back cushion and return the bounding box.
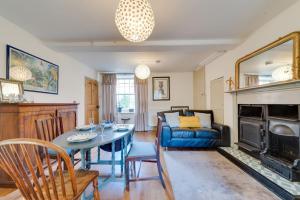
[185,110,214,124]
[157,110,184,122]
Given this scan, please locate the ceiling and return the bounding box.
[0,0,297,72]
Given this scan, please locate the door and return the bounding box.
[85,78,99,125]
[210,77,224,124]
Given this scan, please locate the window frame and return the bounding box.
[116,75,135,114]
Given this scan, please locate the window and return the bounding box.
[116,74,135,113]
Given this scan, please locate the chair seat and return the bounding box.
[39,169,99,199]
[127,142,156,158]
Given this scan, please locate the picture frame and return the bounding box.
[6,45,59,94]
[152,76,170,101]
[171,106,190,113]
[0,78,24,102]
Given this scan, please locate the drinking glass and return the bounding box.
[100,122,105,135]
[89,117,95,132]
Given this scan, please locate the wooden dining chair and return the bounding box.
[125,116,166,190]
[0,138,100,200]
[36,117,80,165]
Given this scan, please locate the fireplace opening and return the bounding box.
[239,104,264,119]
[238,104,300,181]
[268,104,299,120]
[268,120,300,163]
[269,133,299,163]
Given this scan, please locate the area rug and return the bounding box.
[163,151,279,200]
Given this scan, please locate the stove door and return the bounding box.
[240,119,262,149]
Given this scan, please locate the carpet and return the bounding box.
[163,151,279,200]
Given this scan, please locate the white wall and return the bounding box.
[148,72,194,127]
[205,1,300,144]
[0,16,97,125]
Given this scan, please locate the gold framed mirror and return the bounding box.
[235,32,300,90]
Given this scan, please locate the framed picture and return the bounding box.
[0,79,23,102]
[6,45,59,94]
[152,76,170,101]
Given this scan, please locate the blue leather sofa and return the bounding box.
[157,110,230,148]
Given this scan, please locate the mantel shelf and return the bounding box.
[225,80,300,94]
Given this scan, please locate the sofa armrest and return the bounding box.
[212,123,230,147]
[161,122,172,147]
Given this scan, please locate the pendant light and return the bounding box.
[135,64,150,79]
[115,0,155,42]
[272,65,293,81]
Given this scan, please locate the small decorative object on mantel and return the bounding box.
[0,79,24,103]
[225,77,235,92]
[152,77,170,101]
[6,45,59,94]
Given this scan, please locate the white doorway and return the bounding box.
[210,77,224,124]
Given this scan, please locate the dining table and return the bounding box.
[52,124,135,190]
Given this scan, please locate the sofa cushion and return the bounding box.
[194,113,212,128]
[179,116,200,128]
[164,112,180,127]
[171,128,195,138]
[157,110,184,122]
[192,128,219,139]
[186,110,214,123]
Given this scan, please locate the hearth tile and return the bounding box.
[220,146,300,195]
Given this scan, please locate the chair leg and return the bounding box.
[157,160,166,189]
[85,150,91,169]
[133,161,136,177]
[93,178,100,200]
[125,159,130,191]
[71,150,75,165]
[137,161,142,178]
[97,146,101,162]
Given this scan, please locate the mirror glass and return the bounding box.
[239,40,293,88]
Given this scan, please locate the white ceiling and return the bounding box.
[0,0,297,72]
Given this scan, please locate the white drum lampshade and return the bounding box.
[135,65,151,79]
[10,65,32,82]
[115,0,155,42]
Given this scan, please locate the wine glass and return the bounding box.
[89,117,95,132]
[100,122,105,135]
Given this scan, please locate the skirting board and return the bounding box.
[218,147,300,200]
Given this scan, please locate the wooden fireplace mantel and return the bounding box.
[0,102,78,187]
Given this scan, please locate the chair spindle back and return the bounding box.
[0,138,77,200]
[36,117,64,142]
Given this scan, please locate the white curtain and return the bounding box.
[102,74,117,121]
[134,76,149,131]
[245,74,259,87]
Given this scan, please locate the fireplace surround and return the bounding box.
[238,104,300,181]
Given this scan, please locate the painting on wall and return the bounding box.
[6,45,59,94]
[152,76,170,101]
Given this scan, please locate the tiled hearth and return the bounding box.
[218,145,300,200]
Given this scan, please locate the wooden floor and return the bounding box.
[0,131,174,200]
